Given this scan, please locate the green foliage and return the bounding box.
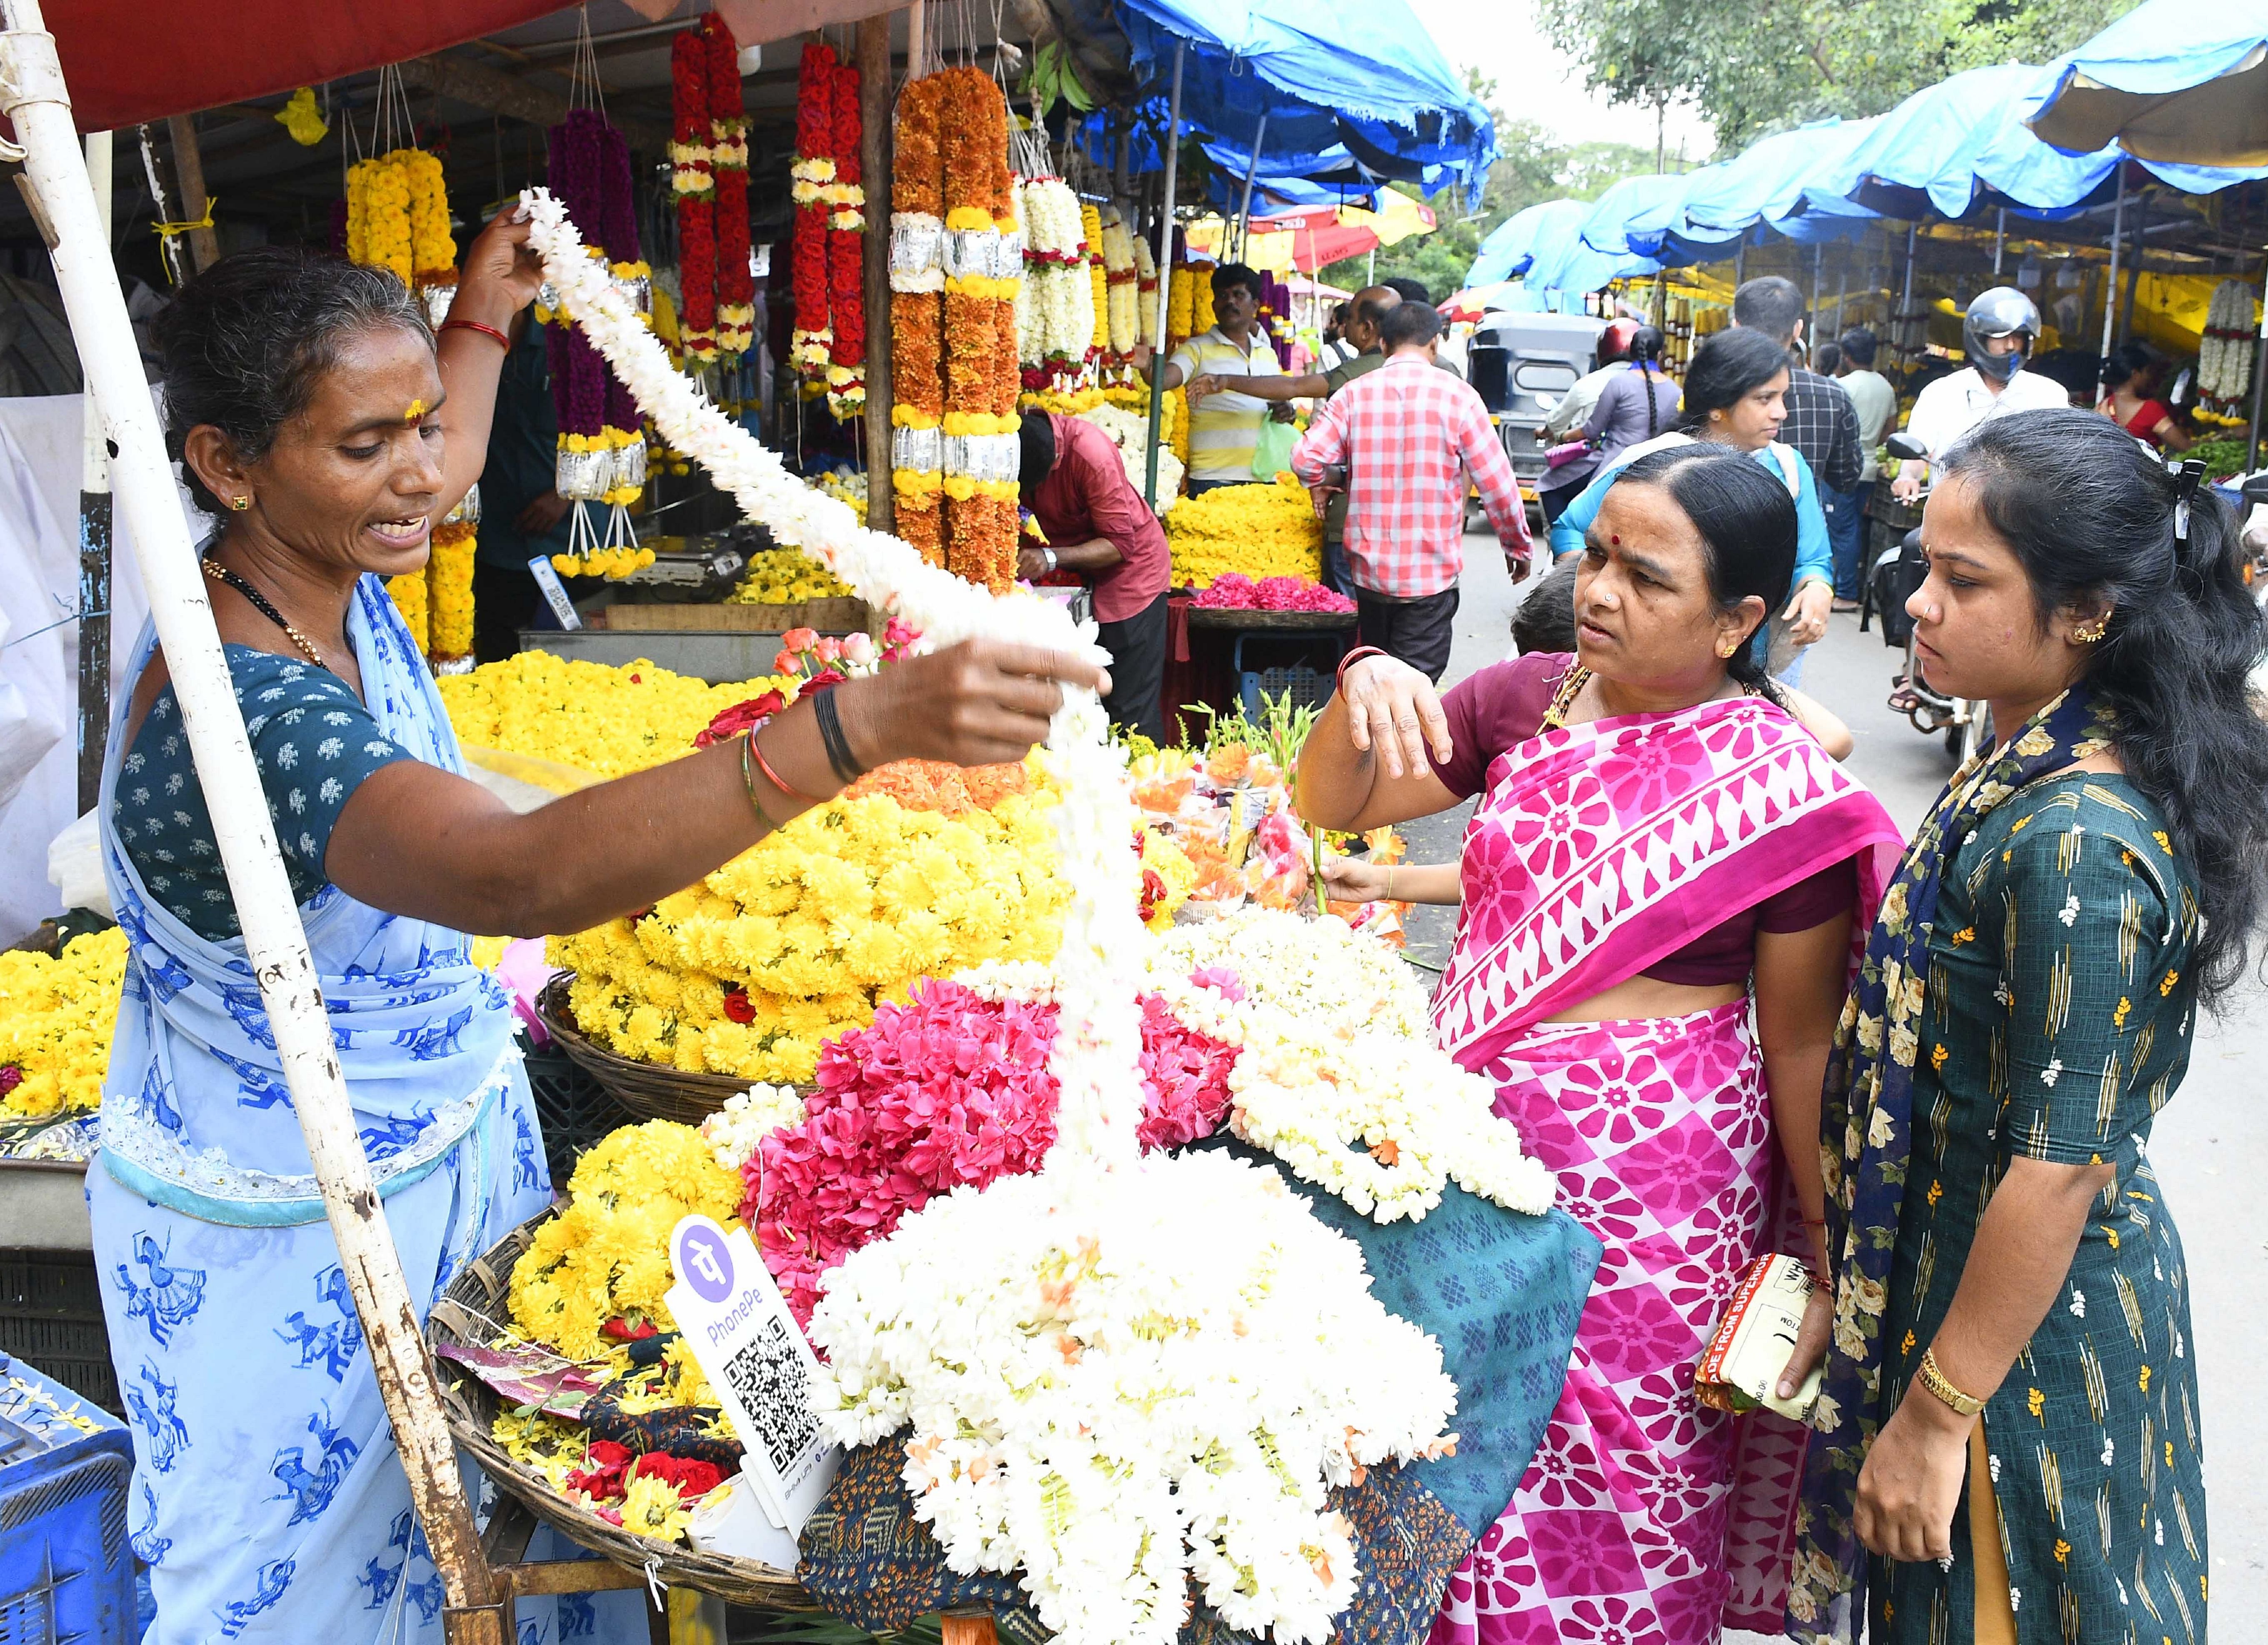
[1317,78,1664,296]
[1534,0,2140,148]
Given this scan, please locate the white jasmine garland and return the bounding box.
[697,1083,810,1173]
[806,1151,1459,1645]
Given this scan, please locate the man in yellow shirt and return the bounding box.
[1147,262,1295,494]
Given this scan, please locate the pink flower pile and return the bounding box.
[745,976,1240,1321]
[1191,572,1355,614]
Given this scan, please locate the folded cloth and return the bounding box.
[797,1441,1473,1645]
[1196,1136,1601,1537]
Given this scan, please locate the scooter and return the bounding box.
[1870,432,1989,764]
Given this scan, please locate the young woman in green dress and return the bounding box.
[1782,407,2268,1643]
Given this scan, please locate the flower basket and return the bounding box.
[536,973,758,1124]
[425,1208,819,1612]
[1183,607,1358,632]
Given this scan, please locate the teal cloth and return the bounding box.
[1197,1137,1600,1536]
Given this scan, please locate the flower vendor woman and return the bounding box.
[1298,445,1902,1644]
[1786,409,2268,1642]
[96,224,1103,1642]
[1015,409,1171,742]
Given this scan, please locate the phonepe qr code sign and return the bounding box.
[667,1214,840,1535]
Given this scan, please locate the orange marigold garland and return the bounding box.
[707,16,754,359]
[671,25,718,362]
[790,43,836,379]
[826,50,867,419]
[889,75,946,565]
[936,68,1021,592]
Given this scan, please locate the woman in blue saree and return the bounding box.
[96,224,1102,1643]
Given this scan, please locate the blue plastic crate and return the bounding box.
[1237,664,1331,721]
[0,1351,135,1645]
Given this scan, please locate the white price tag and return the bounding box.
[666,1216,839,1537]
[528,555,583,630]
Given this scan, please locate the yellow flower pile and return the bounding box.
[506,1119,742,1360]
[0,927,128,1122]
[814,469,868,525]
[1016,384,1182,450]
[1165,472,1324,587]
[438,652,795,780]
[384,569,429,654]
[726,545,853,606]
[552,781,1069,1083]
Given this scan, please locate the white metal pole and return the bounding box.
[1234,111,1267,261]
[1993,207,2006,278]
[1142,40,1185,511]
[2100,168,2125,362]
[0,8,503,1636]
[2246,248,2268,467]
[75,127,110,815]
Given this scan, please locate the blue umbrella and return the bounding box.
[2028,0,2268,165]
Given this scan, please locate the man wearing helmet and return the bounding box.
[1889,287,2067,501]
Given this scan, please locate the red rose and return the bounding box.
[721,988,756,1025]
[693,689,787,748]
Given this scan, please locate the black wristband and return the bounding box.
[814,686,865,784]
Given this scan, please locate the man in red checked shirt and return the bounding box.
[1291,301,1531,681]
[1017,410,1172,740]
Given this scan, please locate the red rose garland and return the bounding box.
[669,27,717,362]
[708,16,754,359]
[789,42,835,379]
[826,50,866,419]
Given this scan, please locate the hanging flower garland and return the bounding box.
[383,568,428,654]
[1079,200,1108,360]
[937,67,1021,592]
[1100,205,1138,361]
[1134,227,1159,351]
[345,154,413,288]
[1012,175,1090,390]
[426,484,479,670]
[826,49,867,419]
[669,26,717,363]
[888,73,947,565]
[789,43,837,379]
[707,17,755,359]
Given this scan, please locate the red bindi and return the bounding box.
[1609,534,1620,545]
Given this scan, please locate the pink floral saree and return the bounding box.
[1429,695,1898,1645]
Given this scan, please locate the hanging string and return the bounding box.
[567,6,607,120]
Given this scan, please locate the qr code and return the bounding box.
[721,1313,821,1477]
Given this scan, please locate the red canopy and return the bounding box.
[48,0,566,133]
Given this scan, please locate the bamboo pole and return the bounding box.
[76,127,110,816]
[1142,40,1185,511]
[163,111,219,272]
[1233,112,1267,261]
[858,13,894,534]
[0,8,505,1639]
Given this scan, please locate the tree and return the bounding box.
[1535,0,2139,148]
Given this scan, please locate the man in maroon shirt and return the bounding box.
[1018,411,1172,741]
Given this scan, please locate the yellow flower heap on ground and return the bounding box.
[438,651,794,779]
[0,927,128,1121]
[507,1119,742,1360]
[726,544,854,605]
[1166,472,1323,587]
[555,765,1069,1082]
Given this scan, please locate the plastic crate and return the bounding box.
[0,1351,135,1645]
[523,1045,627,1188]
[0,1250,120,1416]
[1238,664,1331,721]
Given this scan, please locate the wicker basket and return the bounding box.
[1185,606,1357,632]
[536,974,753,1125]
[427,1209,819,1612]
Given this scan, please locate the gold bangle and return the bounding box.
[1916,1347,1986,1418]
[1384,865,1394,901]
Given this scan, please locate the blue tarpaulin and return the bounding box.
[1465,200,1593,286]
[1104,0,1498,202]
[2028,0,2268,166]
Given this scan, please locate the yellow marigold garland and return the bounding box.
[0,927,127,1122]
[385,569,429,655]
[426,521,477,663]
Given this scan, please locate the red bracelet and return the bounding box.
[748,728,827,805]
[1335,645,1387,689]
[438,317,510,349]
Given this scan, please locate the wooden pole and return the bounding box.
[1142,41,1186,512]
[163,111,219,272]
[907,0,927,79]
[859,14,894,533]
[1,9,505,1638]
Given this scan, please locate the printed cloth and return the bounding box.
[91,575,621,1643]
[799,1440,1474,1645]
[1291,354,1531,598]
[1428,690,1901,1645]
[1790,694,2209,1645]
[1778,364,1863,494]
[1031,411,1169,624]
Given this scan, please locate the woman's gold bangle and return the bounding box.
[1916,1347,1986,1418]
[1384,865,1394,901]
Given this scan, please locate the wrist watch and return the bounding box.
[1040,546,1059,576]
[1916,1347,1986,1417]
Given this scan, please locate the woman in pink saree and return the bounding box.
[1300,445,1902,1645]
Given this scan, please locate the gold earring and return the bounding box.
[229,494,252,511]
[2073,619,2108,644]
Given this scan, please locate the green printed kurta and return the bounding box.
[1872,776,2208,1644]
